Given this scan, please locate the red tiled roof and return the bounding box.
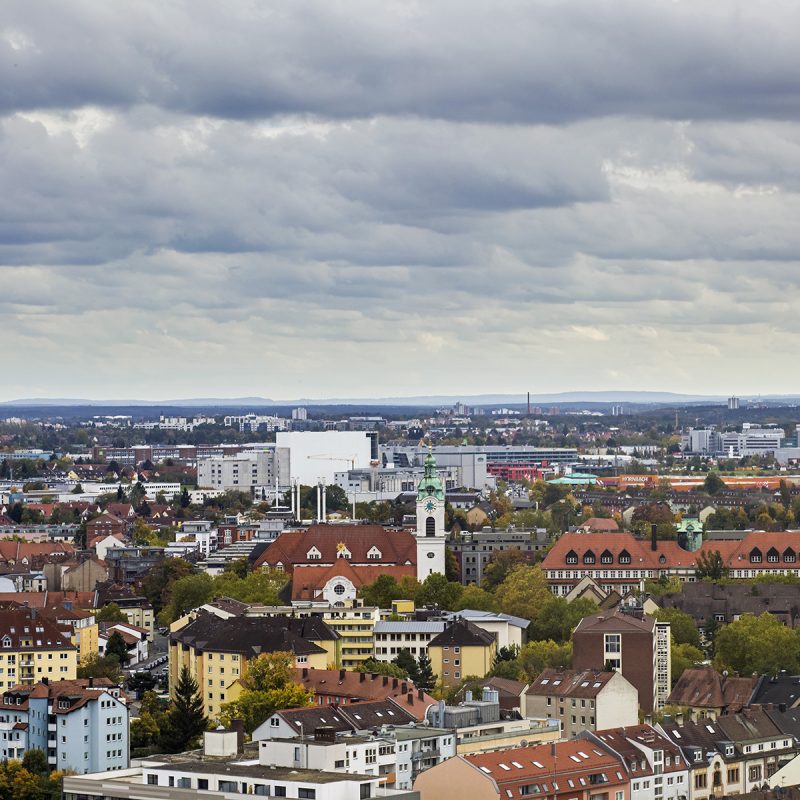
[290,561,416,600]
[464,737,627,793]
[254,524,417,571]
[291,667,436,720]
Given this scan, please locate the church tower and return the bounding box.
[415,449,447,579]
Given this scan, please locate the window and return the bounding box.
[360,785,372,800]
[566,550,578,565]
[147,775,158,785]
[749,766,762,782]
[333,584,346,595]
[728,768,739,783]
[750,548,762,563]
[298,790,316,799]
[583,551,596,565]
[695,773,707,789]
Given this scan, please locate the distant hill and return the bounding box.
[4,391,798,408]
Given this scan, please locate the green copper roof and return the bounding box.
[417,450,445,501]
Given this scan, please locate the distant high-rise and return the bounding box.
[292,406,308,420]
[611,404,624,416]
[727,396,739,410]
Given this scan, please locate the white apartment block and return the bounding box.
[224,415,289,433]
[197,448,290,492]
[373,622,445,662]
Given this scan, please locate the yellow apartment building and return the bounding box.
[169,612,335,718]
[0,608,78,690]
[427,617,497,689]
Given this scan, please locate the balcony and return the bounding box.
[411,749,440,761]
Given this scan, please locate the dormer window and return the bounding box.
[767,548,779,563]
[367,546,382,560]
[306,547,322,560]
[583,551,596,565]
[336,544,352,560]
[618,550,631,565]
[1,637,10,648]
[600,550,613,565]
[750,548,762,564]
[566,550,578,565]
[784,548,796,563]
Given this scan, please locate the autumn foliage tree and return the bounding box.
[219,652,313,733]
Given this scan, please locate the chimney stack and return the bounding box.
[339,669,346,681]
[302,667,309,679]
[231,719,245,753]
[651,523,657,551]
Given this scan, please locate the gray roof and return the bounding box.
[374,621,446,634]
[444,608,531,629]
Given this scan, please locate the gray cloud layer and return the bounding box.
[2,1,800,399]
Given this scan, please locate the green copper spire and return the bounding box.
[417,447,445,501]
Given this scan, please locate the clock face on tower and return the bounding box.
[424,499,436,513]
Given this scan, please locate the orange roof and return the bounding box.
[290,561,416,601]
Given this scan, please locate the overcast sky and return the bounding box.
[3,1,800,401]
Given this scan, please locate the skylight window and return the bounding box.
[581,682,589,687]
[533,761,544,769]
[480,767,491,774]
[673,732,681,739]
[578,752,589,759]
[570,755,581,763]
[512,762,523,769]
[499,763,511,771]
[593,682,602,688]
[553,680,561,686]
[540,679,549,685]
[706,725,715,733]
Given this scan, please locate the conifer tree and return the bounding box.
[415,652,435,693]
[159,666,208,753]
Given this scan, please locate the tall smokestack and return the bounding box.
[527,392,531,416]
[651,523,658,551]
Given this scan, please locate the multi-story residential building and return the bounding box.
[373,621,446,663]
[585,725,689,800]
[95,583,155,636]
[658,708,798,800]
[0,607,77,690]
[450,528,552,586]
[572,608,671,713]
[0,677,128,773]
[169,613,338,718]
[104,546,166,585]
[427,617,497,688]
[197,448,290,493]
[253,700,455,791]
[289,668,436,719]
[522,668,638,738]
[223,415,289,433]
[413,737,629,800]
[666,668,757,720]
[63,729,418,800]
[37,604,99,663]
[426,687,560,754]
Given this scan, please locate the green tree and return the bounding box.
[20,749,48,776]
[444,548,460,582]
[128,671,157,695]
[671,641,704,686]
[415,652,435,693]
[159,572,214,624]
[652,608,700,648]
[224,557,250,579]
[219,652,313,733]
[494,564,550,622]
[105,631,130,665]
[392,649,419,682]
[131,712,162,754]
[696,550,729,580]
[77,653,122,683]
[96,603,128,624]
[159,666,208,752]
[482,549,529,592]
[453,584,499,612]
[356,657,406,678]
[714,613,800,676]
[703,471,726,495]
[359,575,400,608]
[415,573,463,610]
[517,640,572,682]
[529,597,596,643]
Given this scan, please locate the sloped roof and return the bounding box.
[573,606,655,635]
[291,667,436,720]
[666,668,756,711]
[464,737,626,794]
[526,668,617,699]
[254,525,417,571]
[170,612,335,657]
[290,560,416,601]
[274,697,417,734]
[428,617,496,648]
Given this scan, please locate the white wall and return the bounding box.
[596,673,639,729]
[276,432,374,485]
